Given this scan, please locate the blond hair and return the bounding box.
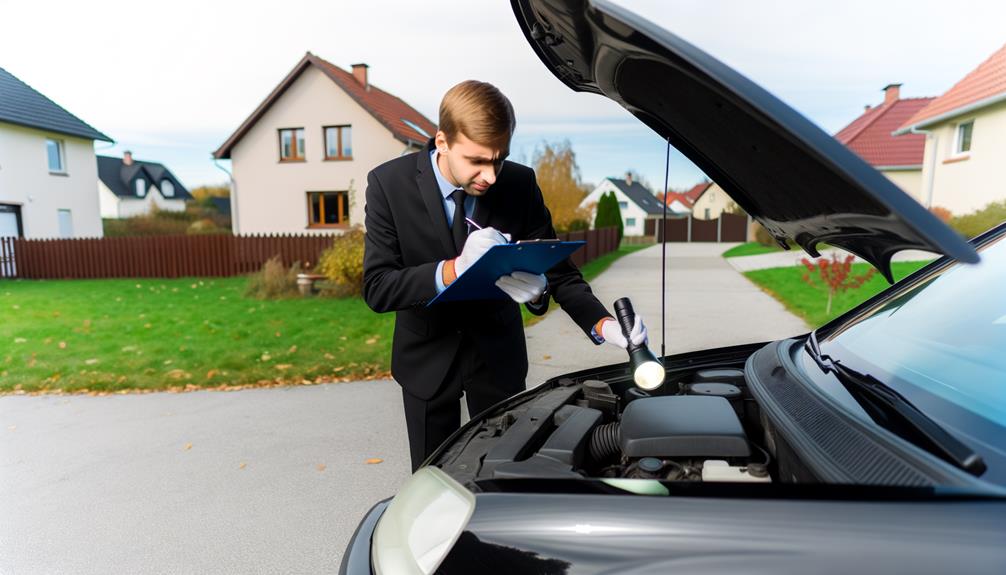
[438,80,515,150]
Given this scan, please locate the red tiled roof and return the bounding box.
[214,53,437,159]
[835,97,934,167]
[900,42,1006,130]
[663,191,693,208]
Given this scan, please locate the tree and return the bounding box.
[190,184,230,202]
[593,191,623,243]
[532,141,591,232]
[799,253,876,316]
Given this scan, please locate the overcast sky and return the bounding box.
[3,0,1005,191]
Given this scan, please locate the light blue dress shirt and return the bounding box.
[432,149,474,293]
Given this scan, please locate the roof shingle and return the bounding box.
[899,42,1006,130]
[608,177,663,215]
[0,66,112,142]
[835,97,933,167]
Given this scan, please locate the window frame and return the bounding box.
[279,128,306,162]
[954,120,974,156]
[626,217,637,227]
[46,138,66,174]
[135,178,147,197]
[161,179,175,198]
[617,201,628,210]
[306,190,350,228]
[323,125,353,161]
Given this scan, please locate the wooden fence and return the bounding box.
[656,213,749,243]
[0,227,618,280]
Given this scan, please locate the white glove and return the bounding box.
[454,227,508,276]
[495,271,547,303]
[600,315,648,349]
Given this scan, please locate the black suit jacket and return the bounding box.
[362,142,609,400]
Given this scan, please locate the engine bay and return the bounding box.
[433,346,792,488]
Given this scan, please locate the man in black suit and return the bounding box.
[363,81,647,471]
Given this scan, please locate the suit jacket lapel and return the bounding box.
[415,146,457,257]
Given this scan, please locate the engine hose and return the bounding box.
[589,422,621,462]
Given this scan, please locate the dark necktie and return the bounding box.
[450,189,466,254]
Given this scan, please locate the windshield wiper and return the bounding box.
[804,330,987,477]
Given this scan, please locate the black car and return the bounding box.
[341,1,1006,573]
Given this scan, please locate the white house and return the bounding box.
[213,52,435,235]
[0,66,111,239]
[97,152,191,218]
[580,173,664,236]
[896,42,1006,215]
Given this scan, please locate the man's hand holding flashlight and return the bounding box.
[599,315,648,349]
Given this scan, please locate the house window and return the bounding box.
[136,179,146,197]
[46,139,65,173]
[956,121,974,154]
[324,126,352,160]
[161,180,175,197]
[626,217,637,227]
[618,201,628,210]
[57,209,73,238]
[279,128,305,161]
[307,191,349,227]
[704,208,711,219]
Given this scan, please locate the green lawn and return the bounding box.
[744,260,932,328]
[1,277,393,394]
[2,244,645,394]
[722,241,783,258]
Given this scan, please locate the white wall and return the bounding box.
[880,168,923,203]
[0,122,103,238]
[579,179,650,236]
[99,180,187,219]
[230,65,412,235]
[920,99,1006,215]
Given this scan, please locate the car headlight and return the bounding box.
[371,466,475,574]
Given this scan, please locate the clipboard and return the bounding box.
[427,239,585,305]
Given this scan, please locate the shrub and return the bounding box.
[564,218,590,232]
[929,205,952,224]
[949,200,1006,240]
[186,218,226,235]
[318,227,366,297]
[245,255,302,299]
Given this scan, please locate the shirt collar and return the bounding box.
[430,149,459,200]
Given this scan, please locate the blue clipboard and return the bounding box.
[427,240,585,305]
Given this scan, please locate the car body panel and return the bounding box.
[511,0,978,281]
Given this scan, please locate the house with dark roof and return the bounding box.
[895,42,1006,214]
[0,66,112,239]
[213,52,437,235]
[97,152,191,218]
[580,172,664,236]
[835,84,934,203]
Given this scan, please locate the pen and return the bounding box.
[465,217,511,244]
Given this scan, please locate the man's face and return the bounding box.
[435,131,508,197]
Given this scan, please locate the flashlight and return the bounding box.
[613,297,665,391]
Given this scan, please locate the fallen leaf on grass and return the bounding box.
[166,369,192,380]
[260,353,272,362]
[316,464,326,472]
[323,353,335,360]
[274,364,292,371]
[85,359,99,365]
[59,341,67,349]
[287,345,298,354]
[184,443,193,451]
[206,369,219,380]
[365,337,378,345]
[365,458,384,465]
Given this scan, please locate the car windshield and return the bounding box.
[821,233,1006,428]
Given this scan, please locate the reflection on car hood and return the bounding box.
[511,0,978,280]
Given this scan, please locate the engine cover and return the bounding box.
[619,396,750,458]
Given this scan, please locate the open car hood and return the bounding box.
[511,0,978,280]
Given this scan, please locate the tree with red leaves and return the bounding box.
[800,253,876,316]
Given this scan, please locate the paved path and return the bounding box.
[1,242,809,574]
[525,242,808,385]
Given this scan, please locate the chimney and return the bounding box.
[864,104,872,112]
[882,83,902,105]
[351,63,369,89]
[123,150,133,166]
[625,171,633,186]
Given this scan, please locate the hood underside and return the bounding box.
[511,0,978,280]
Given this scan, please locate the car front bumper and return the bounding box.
[338,499,388,575]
